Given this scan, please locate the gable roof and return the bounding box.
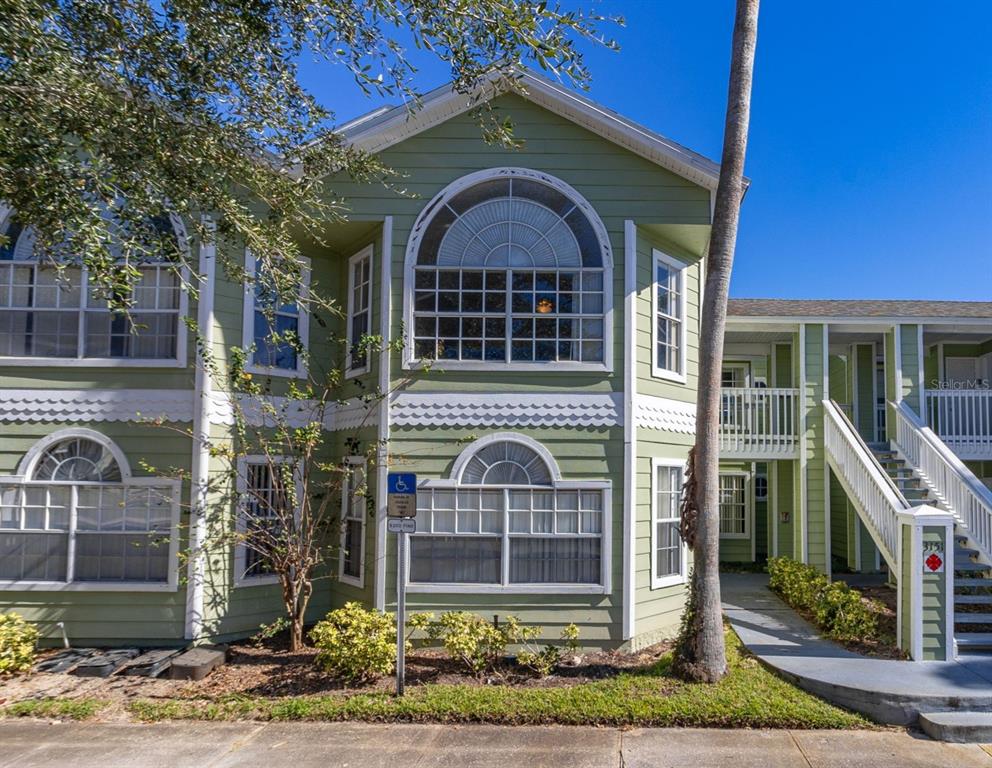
[728,299,992,320]
[336,68,726,192]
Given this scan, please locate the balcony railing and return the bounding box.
[718,387,800,458]
[925,389,992,459]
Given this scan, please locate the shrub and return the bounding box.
[767,557,881,643]
[0,612,39,675]
[517,624,583,676]
[409,611,542,677]
[310,602,399,682]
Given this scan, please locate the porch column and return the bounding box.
[798,322,830,574]
[898,508,955,661]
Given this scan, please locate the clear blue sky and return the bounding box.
[299,2,992,300]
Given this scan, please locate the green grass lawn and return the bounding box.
[2,631,868,728]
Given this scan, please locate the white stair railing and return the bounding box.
[893,399,992,561]
[925,389,992,458]
[718,387,799,456]
[823,400,907,571]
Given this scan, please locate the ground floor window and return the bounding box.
[718,473,749,538]
[409,435,610,592]
[651,459,685,588]
[340,459,366,586]
[0,431,178,588]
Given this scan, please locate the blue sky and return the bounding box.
[300,2,991,300]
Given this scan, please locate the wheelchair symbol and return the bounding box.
[394,477,410,492]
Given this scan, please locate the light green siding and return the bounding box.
[853,343,876,441]
[899,324,923,416]
[803,324,828,572]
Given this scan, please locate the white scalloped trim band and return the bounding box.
[633,393,696,434]
[390,392,623,428]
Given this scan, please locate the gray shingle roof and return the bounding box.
[727,299,992,319]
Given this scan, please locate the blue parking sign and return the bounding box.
[387,472,417,518]
[388,473,416,495]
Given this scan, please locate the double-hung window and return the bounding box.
[339,459,366,586]
[407,169,612,370]
[0,432,179,589]
[651,459,686,588]
[243,252,310,377]
[0,217,186,364]
[652,249,687,381]
[346,246,373,376]
[718,473,749,538]
[236,458,296,585]
[410,436,610,593]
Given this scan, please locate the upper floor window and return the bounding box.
[0,430,179,589]
[243,251,310,377]
[0,214,187,364]
[346,246,373,376]
[405,168,613,371]
[652,249,687,382]
[411,433,611,593]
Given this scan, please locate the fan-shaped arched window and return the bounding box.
[0,430,179,588]
[0,210,187,362]
[406,168,612,368]
[410,434,611,592]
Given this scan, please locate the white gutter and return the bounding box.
[185,217,215,641]
[622,220,637,640]
[374,216,393,611]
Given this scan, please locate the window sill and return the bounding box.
[719,533,750,540]
[344,363,371,380]
[0,580,178,592]
[245,364,307,379]
[650,367,687,384]
[234,575,281,588]
[404,359,611,374]
[339,574,364,589]
[405,583,608,595]
[0,357,185,368]
[650,574,687,590]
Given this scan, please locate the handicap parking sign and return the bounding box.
[387,472,417,518]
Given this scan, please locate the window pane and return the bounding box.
[410,536,501,584]
[0,532,67,581]
[509,538,601,584]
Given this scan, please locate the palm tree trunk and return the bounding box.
[676,0,760,683]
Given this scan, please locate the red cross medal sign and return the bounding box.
[922,542,945,574]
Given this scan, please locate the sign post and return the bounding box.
[387,472,416,696]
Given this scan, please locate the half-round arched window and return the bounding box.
[411,433,610,591]
[0,209,187,361]
[406,168,612,368]
[31,436,123,482]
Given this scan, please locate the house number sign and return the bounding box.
[922,541,944,574]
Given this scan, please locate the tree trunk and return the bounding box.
[675,0,760,683]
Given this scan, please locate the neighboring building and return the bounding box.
[1,72,990,659]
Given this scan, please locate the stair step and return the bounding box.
[955,578,992,588]
[954,633,992,649]
[919,712,992,743]
[957,547,981,558]
[956,594,992,605]
[955,561,991,573]
[955,613,992,624]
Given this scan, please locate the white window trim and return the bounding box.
[718,470,751,540]
[721,361,752,388]
[0,429,181,592]
[650,248,688,383]
[345,245,374,379]
[242,250,311,378]
[233,454,300,588]
[401,167,615,374]
[338,456,367,588]
[406,433,612,595]
[650,457,688,590]
[0,213,191,368]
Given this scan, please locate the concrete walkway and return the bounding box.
[1,721,991,768]
[722,573,992,725]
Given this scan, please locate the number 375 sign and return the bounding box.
[922,541,945,574]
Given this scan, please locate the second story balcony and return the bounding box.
[718,387,800,459]
[925,388,992,460]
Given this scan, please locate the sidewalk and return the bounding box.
[0,721,990,768]
[722,573,992,725]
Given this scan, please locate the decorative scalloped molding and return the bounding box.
[633,394,696,434]
[390,392,623,428]
[208,393,378,432]
[0,389,194,423]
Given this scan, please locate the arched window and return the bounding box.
[410,433,611,592]
[0,210,187,362]
[0,430,179,588]
[405,168,612,369]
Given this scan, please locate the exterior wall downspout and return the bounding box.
[185,216,215,642]
[622,219,637,640]
[374,216,393,611]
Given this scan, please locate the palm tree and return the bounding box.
[674,0,760,683]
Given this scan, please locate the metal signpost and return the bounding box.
[387,472,416,695]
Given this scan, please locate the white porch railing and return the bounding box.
[925,389,992,458]
[823,399,907,570]
[894,399,992,562]
[718,387,799,458]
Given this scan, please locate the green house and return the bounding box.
[1,72,990,660]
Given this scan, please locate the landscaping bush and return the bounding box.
[310,603,399,682]
[0,612,39,675]
[516,623,582,676]
[767,557,880,643]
